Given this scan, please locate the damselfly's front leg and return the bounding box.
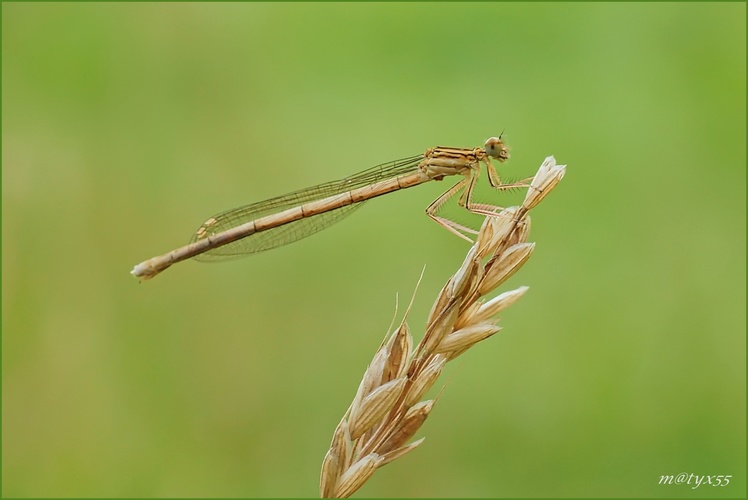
[463,159,534,217]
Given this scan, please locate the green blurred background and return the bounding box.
[2,2,745,497]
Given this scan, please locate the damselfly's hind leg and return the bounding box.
[425,175,477,243]
[426,164,534,242]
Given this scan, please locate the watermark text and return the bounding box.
[659,473,732,489]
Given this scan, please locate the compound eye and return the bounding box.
[484,137,510,161]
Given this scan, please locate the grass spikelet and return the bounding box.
[320,156,566,497]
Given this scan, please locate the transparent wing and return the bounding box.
[190,154,424,260]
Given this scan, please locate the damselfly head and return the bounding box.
[484,137,510,162]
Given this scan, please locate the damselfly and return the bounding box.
[131,136,531,280]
